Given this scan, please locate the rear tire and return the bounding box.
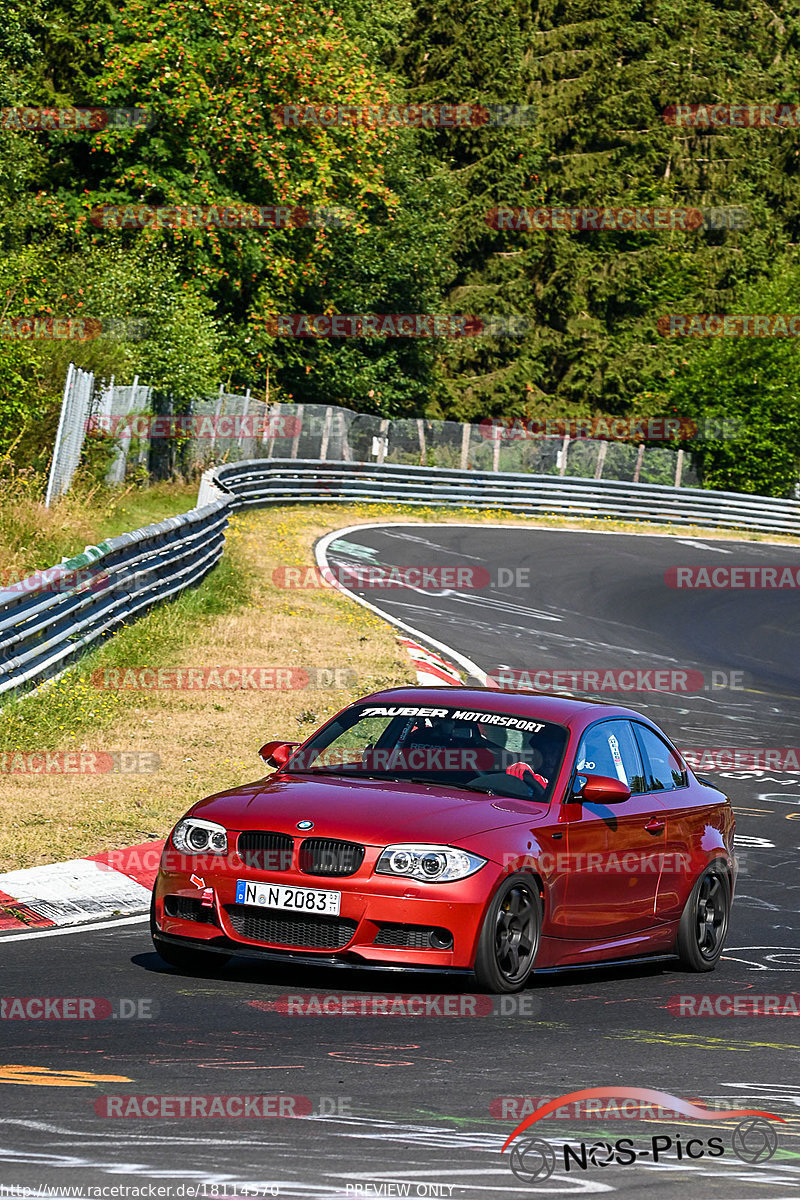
[676,864,730,972]
[150,891,230,973]
[474,873,541,993]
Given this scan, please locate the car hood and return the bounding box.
[190,773,552,844]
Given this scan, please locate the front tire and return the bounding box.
[676,864,731,971]
[150,892,231,973]
[474,873,541,993]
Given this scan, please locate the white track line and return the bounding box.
[0,913,149,943]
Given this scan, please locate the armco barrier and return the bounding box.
[0,502,228,697]
[212,459,800,536]
[2,458,797,698]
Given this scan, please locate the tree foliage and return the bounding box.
[4,0,800,493]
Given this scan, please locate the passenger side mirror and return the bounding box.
[259,740,299,769]
[570,773,632,804]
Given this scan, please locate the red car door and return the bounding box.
[631,721,728,923]
[561,718,668,938]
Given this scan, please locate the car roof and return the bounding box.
[353,685,655,734]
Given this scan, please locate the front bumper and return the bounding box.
[153,852,499,970]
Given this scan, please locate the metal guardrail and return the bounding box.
[0,503,228,697]
[2,457,797,699]
[213,459,800,536]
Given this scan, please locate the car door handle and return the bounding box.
[645,818,665,834]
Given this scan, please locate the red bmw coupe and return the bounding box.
[151,687,736,992]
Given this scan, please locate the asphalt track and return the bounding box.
[3,521,800,1197]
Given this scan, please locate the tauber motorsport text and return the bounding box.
[359,705,545,732]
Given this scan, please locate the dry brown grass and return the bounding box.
[0,506,413,871]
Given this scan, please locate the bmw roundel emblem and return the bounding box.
[296,819,314,830]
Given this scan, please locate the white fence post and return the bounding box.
[320,406,333,461]
[558,434,570,477]
[417,418,427,466]
[45,364,75,507]
[633,442,645,484]
[377,418,389,464]
[674,447,684,488]
[290,404,304,459]
[460,422,471,470]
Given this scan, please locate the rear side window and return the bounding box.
[634,724,687,791]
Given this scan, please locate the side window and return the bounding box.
[575,720,645,794]
[634,724,687,791]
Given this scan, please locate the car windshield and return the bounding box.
[283,702,568,802]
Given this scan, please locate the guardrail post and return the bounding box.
[633,442,645,484]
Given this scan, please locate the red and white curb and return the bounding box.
[0,841,163,933]
[398,637,463,686]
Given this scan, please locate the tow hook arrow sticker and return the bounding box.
[190,874,205,889]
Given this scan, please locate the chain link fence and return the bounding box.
[45,366,699,503]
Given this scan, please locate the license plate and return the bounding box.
[235,879,341,916]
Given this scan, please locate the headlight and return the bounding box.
[172,817,228,856]
[375,843,486,883]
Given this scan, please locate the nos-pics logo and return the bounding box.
[502,1088,783,1184]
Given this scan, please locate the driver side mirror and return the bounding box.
[570,773,632,804]
[259,740,299,769]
